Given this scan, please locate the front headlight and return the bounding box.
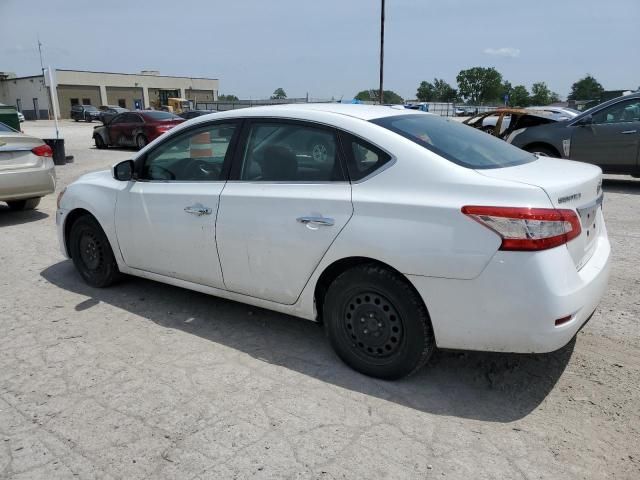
[56,187,67,209]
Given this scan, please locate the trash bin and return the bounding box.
[44,138,67,166]
[0,105,20,131]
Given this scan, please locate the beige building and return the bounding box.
[0,69,219,119]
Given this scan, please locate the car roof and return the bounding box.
[207,103,422,121]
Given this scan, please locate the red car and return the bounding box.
[93,111,184,150]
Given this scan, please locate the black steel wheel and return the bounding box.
[69,215,120,288]
[324,264,435,379]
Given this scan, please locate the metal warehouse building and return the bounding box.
[0,69,219,119]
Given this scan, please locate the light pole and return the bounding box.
[379,0,385,105]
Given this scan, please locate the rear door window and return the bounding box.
[371,114,536,169]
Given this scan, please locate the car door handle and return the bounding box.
[184,204,212,216]
[620,130,637,134]
[296,216,335,226]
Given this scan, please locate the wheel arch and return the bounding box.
[313,256,428,323]
[522,142,561,157]
[63,208,97,258]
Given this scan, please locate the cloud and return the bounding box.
[483,47,520,58]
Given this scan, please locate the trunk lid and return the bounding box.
[0,133,45,171]
[476,157,603,270]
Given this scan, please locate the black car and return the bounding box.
[70,105,101,122]
[99,106,129,124]
[179,110,214,120]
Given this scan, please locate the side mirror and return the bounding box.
[576,114,593,126]
[113,159,134,181]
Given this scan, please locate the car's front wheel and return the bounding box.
[94,134,107,149]
[324,264,435,379]
[6,197,41,211]
[136,134,148,150]
[69,215,120,288]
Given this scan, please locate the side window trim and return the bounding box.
[134,119,243,182]
[227,117,348,183]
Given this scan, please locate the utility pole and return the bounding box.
[379,0,385,105]
[37,37,53,120]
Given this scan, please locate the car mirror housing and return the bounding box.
[113,159,134,181]
[576,114,593,126]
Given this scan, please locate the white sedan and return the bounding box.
[56,104,611,379]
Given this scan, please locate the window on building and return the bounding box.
[118,99,126,108]
[82,98,91,105]
[70,98,79,106]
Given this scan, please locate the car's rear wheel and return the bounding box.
[69,215,120,288]
[86,116,92,123]
[324,264,435,379]
[6,197,41,211]
[94,134,107,149]
[74,118,79,122]
[136,134,148,150]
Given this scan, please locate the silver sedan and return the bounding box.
[0,122,55,210]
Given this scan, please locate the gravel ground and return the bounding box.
[0,120,638,479]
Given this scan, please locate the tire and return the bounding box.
[69,215,120,288]
[524,145,559,157]
[86,116,92,123]
[324,264,435,380]
[6,197,41,211]
[94,134,107,149]
[74,118,79,122]
[136,134,148,150]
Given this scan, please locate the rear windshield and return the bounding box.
[371,114,536,169]
[144,111,181,120]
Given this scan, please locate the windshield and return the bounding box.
[144,111,181,120]
[84,105,98,111]
[371,114,536,169]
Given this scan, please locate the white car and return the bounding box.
[56,104,611,379]
[0,122,56,210]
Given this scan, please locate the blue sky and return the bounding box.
[1,0,638,100]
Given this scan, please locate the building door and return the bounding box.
[33,98,39,120]
[158,89,180,107]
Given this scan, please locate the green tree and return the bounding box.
[218,94,239,101]
[355,89,404,104]
[416,81,436,102]
[417,79,457,102]
[530,82,553,105]
[433,78,457,102]
[270,88,287,100]
[456,67,503,104]
[568,75,604,101]
[509,85,530,107]
[549,91,561,103]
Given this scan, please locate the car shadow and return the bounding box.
[41,260,575,423]
[603,177,640,195]
[0,207,48,226]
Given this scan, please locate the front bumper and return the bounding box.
[56,207,70,258]
[408,214,611,353]
[0,159,56,201]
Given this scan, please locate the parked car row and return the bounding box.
[463,93,640,177]
[93,111,184,149]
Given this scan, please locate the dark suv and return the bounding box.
[70,105,101,122]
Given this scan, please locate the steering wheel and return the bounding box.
[186,159,221,179]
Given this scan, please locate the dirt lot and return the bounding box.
[1,120,639,479]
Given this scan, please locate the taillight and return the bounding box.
[462,206,581,251]
[155,124,173,133]
[31,144,53,157]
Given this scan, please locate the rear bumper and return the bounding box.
[0,159,56,201]
[408,220,611,353]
